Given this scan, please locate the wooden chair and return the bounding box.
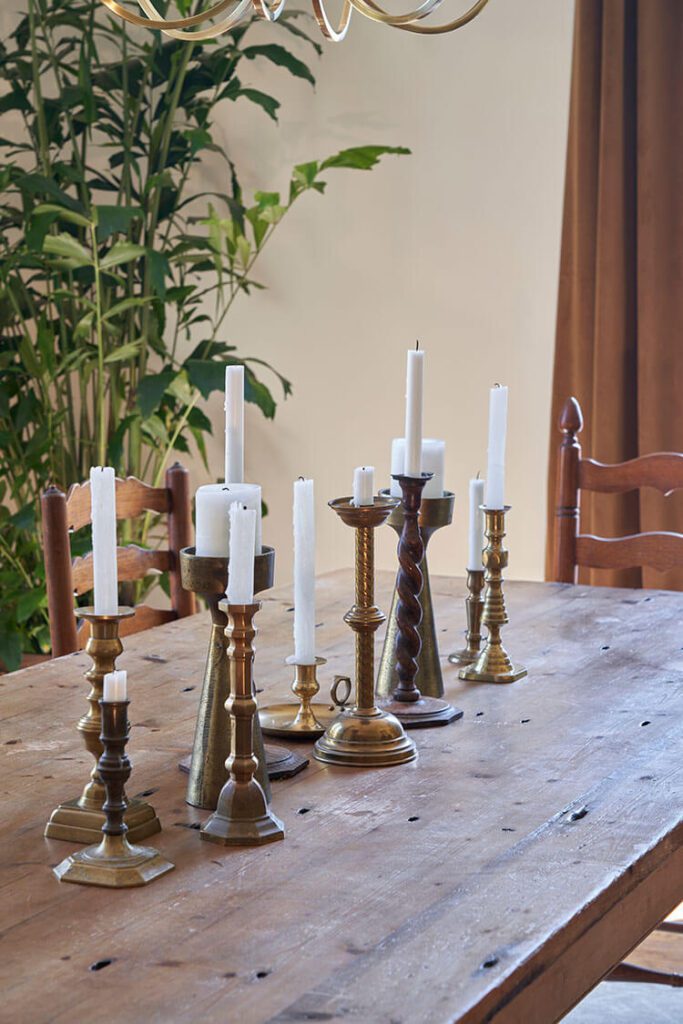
[42,462,196,656]
[552,396,683,583]
[552,396,683,987]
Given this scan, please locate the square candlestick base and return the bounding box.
[200,809,285,847]
[45,798,161,845]
[54,836,174,889]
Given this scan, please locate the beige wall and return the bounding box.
[196,1,574,586]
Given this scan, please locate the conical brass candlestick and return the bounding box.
[54,699,174,888]
[45,607,161,844]
[380,476,460,728]
[459,507,527,684]
[201,603,285,847]
[448,568,486,666]
[314,497,417,768]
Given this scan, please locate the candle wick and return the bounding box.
[222,486,230,491]
[476,470,481,479]
[494,382,501,388]
[298,475,305,481]
[415,339,420,351]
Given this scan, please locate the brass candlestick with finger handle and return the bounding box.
[314,496,417,768]
[45,607,161,844]
[259,658,352,740]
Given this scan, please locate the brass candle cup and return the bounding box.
[459,507,527,684]
[201,602,285,847]
[314,497,417,768]
[379,476,460,728]
[178,546,306,808]
[45,607,161,844]
[448,569,486,666]
[54,699,174,888]
[378,490,462,711]
[259,657,344,740]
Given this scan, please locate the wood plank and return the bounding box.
[71,546,172,596]
[0,572,681,1024]
[66,476,170,533]
[576,531,683,573]
[579,452,683,495]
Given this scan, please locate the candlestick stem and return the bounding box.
[448,569,486,665]
[459,507,527,683]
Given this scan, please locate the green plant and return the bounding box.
[0,1,408,670]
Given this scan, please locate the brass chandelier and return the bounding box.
[100,0,490,44]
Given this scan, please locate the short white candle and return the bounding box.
[390,439,445,499]
[227,504,256,604]
[225,365,244,485]
[352,466,374,506]
[485,384,508,509]
[293,478,316,664]
[195,483,261,557]
[467,477,486,570]
[103,669,127,702]
[404,348,424,477]
[90,466,118,615]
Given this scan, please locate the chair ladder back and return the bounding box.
[552,397,583,583]
[41,486,78,657]
[578,452,683,495]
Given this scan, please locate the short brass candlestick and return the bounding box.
[378,490,462,717]
[45,607,161,844]
[54,699,174,887]
[259,657,341,740]
[178,547,306,808]
[448,569,486,665]
[380,476,460,728]
[459,507,527,684]
[314,497,417,767]
[201,602,285,846]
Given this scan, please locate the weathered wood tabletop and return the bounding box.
[1,571,682,1024]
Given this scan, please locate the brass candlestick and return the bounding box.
[314,497,417,768]
[201,602,285,847]
[259,657,348,739]
[178,547,306,809]
[380,476,460,728]
[377,491,462,713]
[448,569,486,665]
[459,507,527,684]
[54,699,174,887]
[45,607,161,844]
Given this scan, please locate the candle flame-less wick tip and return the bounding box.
[476,470,481,479]
[494,382,501,388]
[415,339,420,350]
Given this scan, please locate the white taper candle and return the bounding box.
[227,503,256,604]
[90,466,118,616]
[293,478,316,664]
[485,385,508,509]
[352,466,374,506]
[403,348,424,477]
[225,365,244,485]
[103,669,127,702]
[467,476,486,570]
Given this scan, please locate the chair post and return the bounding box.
[552,397,583,583]
[41,486,78,656]
[166,462,196,618]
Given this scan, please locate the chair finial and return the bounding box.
[559,396,583,436]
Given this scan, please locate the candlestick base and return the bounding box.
[45,797,161,845]
[200,798,285,847]
[259,658,350,740]
[459,656,527,685]
[379,696,463,729]
[313,706,417,768]
[54,834,174,888]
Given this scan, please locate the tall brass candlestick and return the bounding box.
[448,569,486,666]
[380,475,460,727]
[45,608,161,844]
[314,497,417,768]
[459,507,527,683]
[54,699,174,887]
[201,602,285,847]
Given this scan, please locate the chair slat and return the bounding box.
[579,453,683,495]
[71,546,172,596]
[66,476,170,532]
[76,604,175,647]
[576,533,683,574]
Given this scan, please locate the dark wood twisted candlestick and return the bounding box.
[380,474,459,727]
[54,700,174,888]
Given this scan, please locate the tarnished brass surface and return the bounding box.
[201,604,285,846]
[459,508,527,684]
[377,490,454,700]
[259,657,345,739]
[54,700,173,888]
[45,607,161,843]
[179,547,274,809]
[314,498,416,768]
[449,569,486,666]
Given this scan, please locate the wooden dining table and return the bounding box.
[2,571,682,1023]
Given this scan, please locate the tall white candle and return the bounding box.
[90,466,118,615]
[227,504,256,604]
[353,466,374,506]
[293,478,316,664]
[195,483,261,557]
[390,439,445,498]
[404,348,424,477]
[467,477,486,570]
[485,384,508,509]
[103,669,127,702]
[225,365,244,485]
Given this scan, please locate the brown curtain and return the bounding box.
[546,0,683,589]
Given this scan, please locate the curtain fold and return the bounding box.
[546,0,683,589]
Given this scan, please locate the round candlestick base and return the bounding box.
[379,696,463,729]
[314,707,417,768]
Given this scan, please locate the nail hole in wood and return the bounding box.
[224,972,237,979]
[255,970,270,980]
[142,654,167,663]
[569,806,588,821]
[5,739,20,745]
[298,807,311,815]
[174,822,201,830]
[482,956,498,969]
[89,959,114,972]
[181,686,195,693]
[476,712,484,717]
[136,788,158,798]
[520,719,530,724]
[601,645,610,651]
[641,720,651,727]
[408,815,420,822]
[286,607,294,613]
[502,827,515,832]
